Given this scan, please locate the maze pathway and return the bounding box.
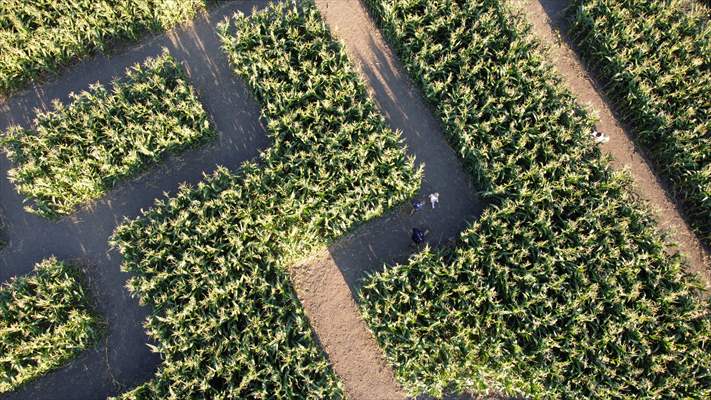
[520,0,710,287]
[0,2,270,399]
[290,1,484,399]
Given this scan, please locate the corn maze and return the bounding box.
[570,0,711,245]
[358,1,711,397]
[2,52,214,218]
[0,0,709,399]
[0,258,100,394]
[111,1,418,398]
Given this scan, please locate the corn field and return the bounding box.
[1,52,215,218]
[569,0,711,244]
[358,0,711,398]
[0,258,101,394]
[111,1,419,398]
[0,0,205,95]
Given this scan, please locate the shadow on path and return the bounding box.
[0,1,271,399]
[524,0,710,283]
[322,0,483,292]
[297,1,484,399]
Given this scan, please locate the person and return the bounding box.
[410,199,425,215]
[591,129,610,144]
[429,192,439,208]
[411,227,428,246]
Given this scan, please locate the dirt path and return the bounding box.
[291,251,405,400]
[281,1,486,399]
[518,0,711,288]
[0,2,270,399]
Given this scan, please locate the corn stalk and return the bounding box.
[358,0,711,398]
[111,1,420,398]
[0,258,101,394]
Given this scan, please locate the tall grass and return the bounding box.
[359,0,711,398]
[111,1,420,398]
[0,258,101,394]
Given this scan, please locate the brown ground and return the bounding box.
[518,0,711,288]
[0,2,271,399]
[290,251,406,400]
[292,0,483,399]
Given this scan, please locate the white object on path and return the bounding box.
[591,129,610,144]
[429,192,439,208]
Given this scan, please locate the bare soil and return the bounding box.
[290,251,406,400]
[518,0,711,288]
[0,2,271,399]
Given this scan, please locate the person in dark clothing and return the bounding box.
[411,227,428,246]
[410,199,425,215]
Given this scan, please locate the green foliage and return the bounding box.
[111,1,419,398]
[0,258,101,393]
[0,0,205,94]
[359,0,711,398]
[569,0,711,244]
[2,52,215,218]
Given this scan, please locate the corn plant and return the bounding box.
[0,258,101,394]
[569,0,711,244]
[1,52,215,218]
[111,1,420,398]
[0,0,205,95]
[358,0,711,398]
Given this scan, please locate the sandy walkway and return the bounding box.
[519,0,710,287]
[288,0,485,398]
[291,252,405,400]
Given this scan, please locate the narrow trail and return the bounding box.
[0,2,270,399]
[519,0,711,287]
[290,252,405,400]
[289,1,484,399]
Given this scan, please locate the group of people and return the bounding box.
[406,128,608,247]
[410,192,439,246]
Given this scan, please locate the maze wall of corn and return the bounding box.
[111,1,419,398]
[1,52,215,218]
[358,0,711,397]
[0,258,101,394]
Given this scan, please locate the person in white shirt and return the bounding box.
[429,192,439,209]
[591,129,610,144]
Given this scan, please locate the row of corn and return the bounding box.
[0,258,100,393]
[1,52,215,218]
[569,0,711,244]
[0,0,205,95]
[111,1,419,398]
[358,0,711,398]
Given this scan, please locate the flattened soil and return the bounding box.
[519,0,710,286]
[0,2,270,398]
